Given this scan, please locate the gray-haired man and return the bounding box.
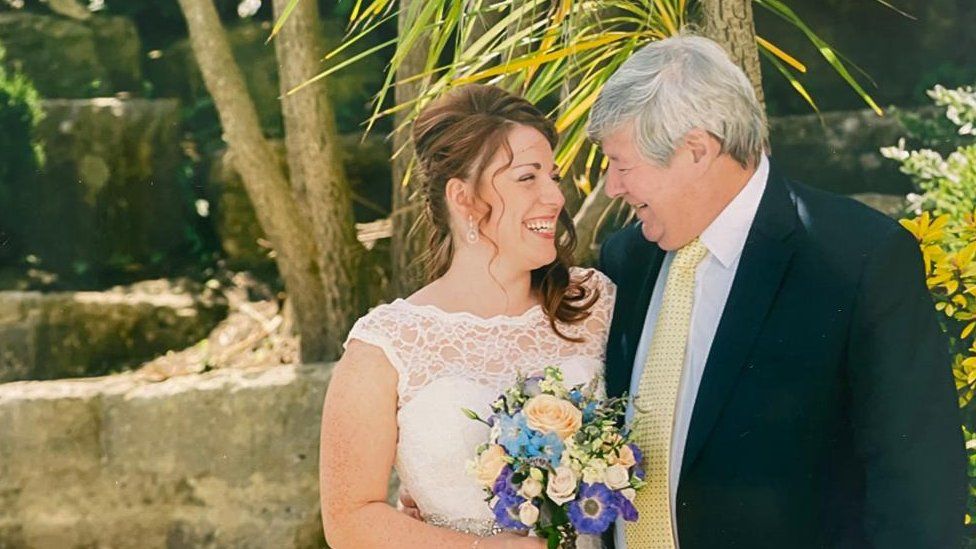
[593,34,965,548]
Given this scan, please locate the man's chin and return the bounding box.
[639,222,663,245]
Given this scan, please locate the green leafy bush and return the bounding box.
[0,43,44,264]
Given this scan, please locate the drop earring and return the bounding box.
[466,214,479,244]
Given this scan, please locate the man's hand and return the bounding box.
[396,485,422,521]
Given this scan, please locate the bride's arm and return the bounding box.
[321,341,543,549]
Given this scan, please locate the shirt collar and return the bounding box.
[699,154,769,269]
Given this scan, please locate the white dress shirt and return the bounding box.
[614,155,769,548]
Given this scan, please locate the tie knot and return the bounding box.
[672,238,709,271]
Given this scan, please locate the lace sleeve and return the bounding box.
[569,266,617,355]
[343,305,408,398]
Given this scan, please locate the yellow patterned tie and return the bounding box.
[626,238,709,548]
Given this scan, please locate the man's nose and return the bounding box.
[604,170,624,198]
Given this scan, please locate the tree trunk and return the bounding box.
[176,0,334,362]
[701,0,766,109]
[572,178,611,266]
[272,0,363,359]
[390,0,433,296]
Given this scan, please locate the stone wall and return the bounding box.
[0,363,333,549]
[0,13,142,98]
[2,98,196,283]
[768,107,940,195]
[206,135,391,270]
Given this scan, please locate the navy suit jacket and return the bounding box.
[598,162,966,548]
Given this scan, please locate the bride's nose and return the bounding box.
[540,176,565,208]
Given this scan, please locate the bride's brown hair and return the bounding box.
[411,84,598,341]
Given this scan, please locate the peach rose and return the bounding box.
[522,394,583,440]
[474,445,508,487]
[616,444,637,469]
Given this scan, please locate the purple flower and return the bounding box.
[614,491,639,522]
[628,443,643,464]
[523,376,544,397]
[492,465,518,497]
[567,483,619,534]
[492,492,529,530]
[628,443,646,480]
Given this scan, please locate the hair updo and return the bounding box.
[411,84,598,341]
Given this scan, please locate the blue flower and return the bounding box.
[492,492,528,530]
[492,465,518,497]
[568,389,584,406]
[524,430,564,468]
[613,491,639,522]
[567,483,619,534]
[497,414,532,457]
[582,402,598,423]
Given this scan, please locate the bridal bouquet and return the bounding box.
[464,367,645,548]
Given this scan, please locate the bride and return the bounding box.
[319,84,616,548]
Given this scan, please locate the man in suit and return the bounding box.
[591,35,966,548]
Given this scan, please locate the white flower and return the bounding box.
[605,464,631,489]
[581,458,608,484]
[519,477,543,499]
[620,488,636,502]
[519,501,540,526]
[546,466,578,505]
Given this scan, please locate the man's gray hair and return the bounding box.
[587,34,767,167]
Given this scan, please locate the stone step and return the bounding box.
[0,363,339,548]
[0,279,227,382]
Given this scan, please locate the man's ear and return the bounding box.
[684,128,720,164]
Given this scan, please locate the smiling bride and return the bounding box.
[318,84,615,549]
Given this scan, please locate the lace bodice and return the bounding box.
[344,267,615,541]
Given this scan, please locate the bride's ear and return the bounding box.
[445,176,478,219]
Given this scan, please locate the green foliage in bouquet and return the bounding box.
[882,83,976,532]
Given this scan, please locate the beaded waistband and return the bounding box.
[422,512,505,537]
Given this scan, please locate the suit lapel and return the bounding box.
[680,166,799,478]
[606,231,665,399]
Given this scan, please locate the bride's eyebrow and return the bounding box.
[512,162,542,170]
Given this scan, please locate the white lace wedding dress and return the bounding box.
[344,267,616,547]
